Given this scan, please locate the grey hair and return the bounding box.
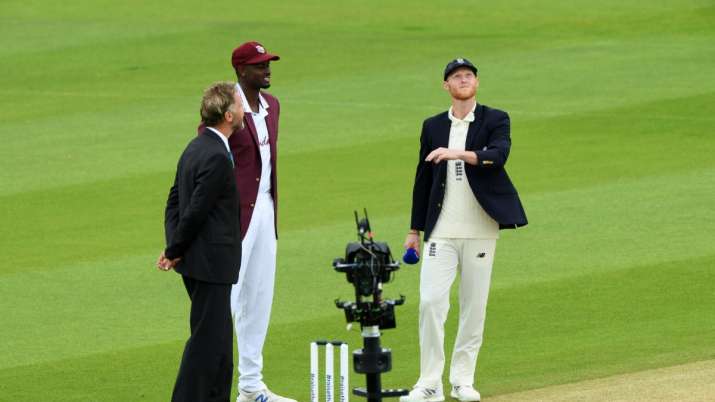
[200,82,237,126]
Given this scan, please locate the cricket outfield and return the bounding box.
[1,0,713,400]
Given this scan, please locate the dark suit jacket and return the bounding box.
[198,90,280,240]
[164,129,241,284]
[410,104,528,242]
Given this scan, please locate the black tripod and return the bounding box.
[333,210,410,402]
[352,325,408,402]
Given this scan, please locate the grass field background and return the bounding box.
[1,0,714,401]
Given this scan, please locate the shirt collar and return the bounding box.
[235,82,269,116]
[206,127,231,152]
[448,103,476,123]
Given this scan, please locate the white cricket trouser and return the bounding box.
[231,192,277,392]
[416,237,496,388]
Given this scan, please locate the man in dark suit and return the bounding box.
[401,59,527,402]
[157,82,244,402]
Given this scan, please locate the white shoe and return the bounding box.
[399,386,445,402]
[237,388,297,402]
[450,385,481,402]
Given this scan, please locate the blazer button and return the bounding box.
[250,203,255,208]
[437,203,441,208]
[256,177,260,182]
[441,182,445,187]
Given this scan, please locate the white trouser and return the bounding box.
[416,237,496,388]
[231,193,277,392]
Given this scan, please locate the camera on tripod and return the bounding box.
[333,210,405,329]
[331,209,409,401]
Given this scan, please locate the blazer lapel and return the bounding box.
[430,113,452,180]
[434,113,451,149]
[265,107,277,150]
[243,114,260,148]
[466,103,484,148]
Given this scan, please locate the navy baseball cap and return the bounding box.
[444,58,478,80]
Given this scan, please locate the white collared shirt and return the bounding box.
[206,126,231,154]
[431,104,499,239]
[236,83,272,194]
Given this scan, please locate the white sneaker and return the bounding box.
[237,387,297,402]
[399,386,445,402]
[450,385,481,402]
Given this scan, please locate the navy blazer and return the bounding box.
[410,104,528,242]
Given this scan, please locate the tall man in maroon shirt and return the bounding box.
[219,41,295,402]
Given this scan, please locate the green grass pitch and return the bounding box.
[1,0,714,400]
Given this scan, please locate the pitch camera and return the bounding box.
[331,210,410,401]
[333,210,405,329]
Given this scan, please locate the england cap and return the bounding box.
[443,58,478,80]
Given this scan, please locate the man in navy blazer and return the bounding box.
[402,59,527,402]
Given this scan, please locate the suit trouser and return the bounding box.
[416,237,496,388]
[231,193,277,392]
[172,276,234,402]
